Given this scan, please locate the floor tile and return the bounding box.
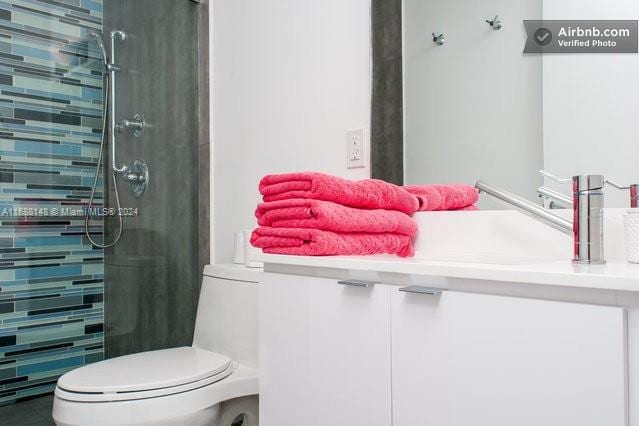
[0,395,55,426]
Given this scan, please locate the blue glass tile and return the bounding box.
[0,0,104,403]
[17,356,85,375]
[14,142,82,156]
[15,265,83,280]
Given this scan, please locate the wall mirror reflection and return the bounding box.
[372,0,639,210]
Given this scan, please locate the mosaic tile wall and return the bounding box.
[0,0,105,405]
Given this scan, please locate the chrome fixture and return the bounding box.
[399,286,445,296]
[475,181,573,235]
[606,180,639,208]
[85,31,123,248]
[107,30,148,191]
[117,113,146,137]
[476,170,606,264]
[432,32,445,46]
[89,32,107,65]
[126,160,149,197]
[486,15,502,31]
[85,31,149,248]
[337,280,378,288]
[537,186,572,209]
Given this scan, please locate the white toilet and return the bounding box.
[52,265,260,426]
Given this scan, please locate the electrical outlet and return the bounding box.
[346,128,365,169]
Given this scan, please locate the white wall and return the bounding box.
[542,0,639,207]
[403,0,543,208]
[210,0,372,263]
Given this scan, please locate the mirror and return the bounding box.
[372,0,639,209]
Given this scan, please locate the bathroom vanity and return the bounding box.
[258,210,639,426]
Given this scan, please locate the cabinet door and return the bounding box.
[391,287,627,426]
[260,273,392,426]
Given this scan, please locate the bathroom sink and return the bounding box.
[411,210,627,265]
[411,210,574,265]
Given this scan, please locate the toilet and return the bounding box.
[52,265,260,426]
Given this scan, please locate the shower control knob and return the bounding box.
[113,160,149,197]
[116,113,146,137]
[127,160,149,197]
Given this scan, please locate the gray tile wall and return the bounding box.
[371,0,404,185]
[197,0,210,275]
[103,0,206,358]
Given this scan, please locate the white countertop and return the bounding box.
[257,209,639,292]
[259,253,639,292]
[204,263,263,282]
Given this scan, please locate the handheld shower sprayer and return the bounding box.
[88,32,108,66]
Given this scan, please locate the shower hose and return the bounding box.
[84,73,124,248]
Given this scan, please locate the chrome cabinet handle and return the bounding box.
[399,286,445,295]
[337,280,378,288]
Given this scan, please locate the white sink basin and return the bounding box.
[410,209,627,265]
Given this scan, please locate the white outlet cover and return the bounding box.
[346,128,365,169]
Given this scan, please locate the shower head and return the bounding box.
[88,32,108,66]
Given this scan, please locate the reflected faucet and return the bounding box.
[537,186,572,209]
[476,171,606,264]
[607,180,639,208]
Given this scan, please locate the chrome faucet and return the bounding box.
[537,186,572,209]
[476,171,606,264]
[538,175,639,209]
[606,180,639,208]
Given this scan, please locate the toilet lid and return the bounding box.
[57,347,232,394]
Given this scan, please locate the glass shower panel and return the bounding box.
[0,0,105,404]
[103,0,201,359]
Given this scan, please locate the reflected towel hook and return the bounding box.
[432,32,445,46]
[486,15,502,30]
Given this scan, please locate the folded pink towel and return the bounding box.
[255,199,417,236]
[403,184,479,212]
[259,172,419,214]
[251,227,415,257]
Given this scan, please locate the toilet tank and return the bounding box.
[192,265,260,368]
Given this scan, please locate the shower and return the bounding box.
[0,0,205,415]
[86,31,149,248]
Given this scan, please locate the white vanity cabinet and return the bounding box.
[259,273,393,426]
[259,270,629,426]
[391,287,628,426]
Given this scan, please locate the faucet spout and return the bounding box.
[475,176,606,264]
[475,181,573,235]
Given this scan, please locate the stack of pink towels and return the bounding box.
[250,172,478,258]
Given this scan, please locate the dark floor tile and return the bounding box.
[0,395,55,426]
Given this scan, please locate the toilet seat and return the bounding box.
[53,364,259,426]
[55,347,234,402]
